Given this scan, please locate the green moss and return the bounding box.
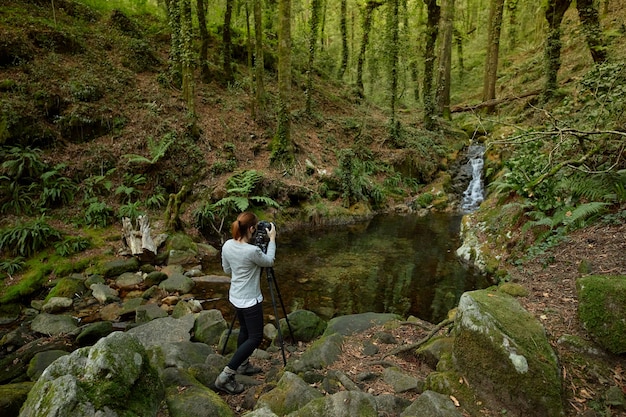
[0,265,52,304]
[577,275,626,354]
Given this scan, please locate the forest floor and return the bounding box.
[213,221,626,417]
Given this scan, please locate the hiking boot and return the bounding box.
[237,360,262,375]
[215,368,244,394]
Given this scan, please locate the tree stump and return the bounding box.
[122,215,157,262]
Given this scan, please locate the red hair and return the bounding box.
[231,212,258,240]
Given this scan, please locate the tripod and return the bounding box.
[222,266,295,366]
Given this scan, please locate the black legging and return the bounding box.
[227,301,264,370]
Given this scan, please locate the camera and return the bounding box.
[253,220,271,253]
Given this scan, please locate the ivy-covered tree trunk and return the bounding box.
[576,0,607,64]
[254,0,266,118]
[435,0,454,120]
[272,0,294,165]
[387,0,400,139]
[356,1,382,98]
[422,0,440,130]
[454,28,464,81]
[338,0,348,79]
[481,0,504,114]
[196,0,210,82]
[306,0,322,115]
[180,0,195,115]
[506,0,519,50]
[223,0,234,83]
[543,0,572,100]
[165,0,182,87]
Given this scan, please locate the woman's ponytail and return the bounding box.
[231,212,258,240]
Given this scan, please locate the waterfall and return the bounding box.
[460,144,485,213]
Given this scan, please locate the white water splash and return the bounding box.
[460,145,485,213]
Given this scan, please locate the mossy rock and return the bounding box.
[45,276,86,301]
[576,275,626,354]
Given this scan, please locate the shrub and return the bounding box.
[54,236,92,257]
[84,199,114,228]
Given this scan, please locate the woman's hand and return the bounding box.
[266,222,276,241]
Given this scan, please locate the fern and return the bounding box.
[1,146,46,180]
[123,133,175,165]
[0,216,62,257]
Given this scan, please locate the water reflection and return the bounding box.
[199,213,488,324]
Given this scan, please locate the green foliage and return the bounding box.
[0,256,25,276]
[118,201,144,223]
[115,173,146,203]
[213,170,280,212]
[145,185,168,209]
[54,236,92,257]
[40,164,78,208]
[1,146,46,180]
[123,133,175,165]
[81,169,116,200]
[84,199,114,228]
[336,148,385,208]
[0,216,62,258]
[0,176,37,215]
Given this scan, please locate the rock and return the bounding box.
[159,272,195,294]
[279,309,327,342]
[400,390,463,417]
[374,394,412,417]
[0,382,34,417]
[576,275,626,354]
[323,312,402,337]
[127,315,195,349]
[288,332,344,372]
[135,303,168,323]
[161,341,214,369]
[167,249,198,266]
[75,321,114,346]
[18,332,163,417]
[41,297,73,313]
[114,272,143,290]
[172,299,202,318]
[416,336,454,369]
[30,313,78,336]
[288,390,378,417]
[0,303,21,325]
[452,290,563,417]
[101,257,140,278]
[163,367,233,417]
[193,309,227,346]
[89,283,120,304]
[46,277,86,299]
[144,271,168,287]
[255,371,323,415]
[383,366,420,393]
[27,350,69,381]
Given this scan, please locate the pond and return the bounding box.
[198,212,490,324]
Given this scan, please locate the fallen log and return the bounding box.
[122,215,157,262]
[383,318,453,359]
[450,90,540,113]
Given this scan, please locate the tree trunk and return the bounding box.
[196,0,210,82]
[122,215,157,261]
[435,0,454,120]
[454,28,464,82]
[165,0,182,87]
[223,0,234,83]
[272,0,294,165]
[543,0,572,100]
[506,0,519,50]
[576,0,607,64]
[306,0,322,115]
[338,0,348,79]
[387,0,400,137]
[254,0,266,119]
[180,0,195,115]
[422,0,440,129]
[356,1,382,98]
[481,0,505,114]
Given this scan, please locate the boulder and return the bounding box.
[400,390,463,417]
[193,309,228,346]
[279,309,327,342]
[19,332,163,417]
[0,382,34,417]
[288,390,378,417]
[452,290,563,417]
[163,367,233,417]
[255,371,323,415]
[576,275,626,354]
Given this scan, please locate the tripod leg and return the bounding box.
[268,269,296,344]
[266,269,287,366]
[221,311,237,355]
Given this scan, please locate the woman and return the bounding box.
[215,211,276,394]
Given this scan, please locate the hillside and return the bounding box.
[1,0,626,415]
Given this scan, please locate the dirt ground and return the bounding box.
[214,221,626,417]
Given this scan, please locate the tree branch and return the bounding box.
[383,318,453,359]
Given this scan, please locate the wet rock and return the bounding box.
[30,313,78,336]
